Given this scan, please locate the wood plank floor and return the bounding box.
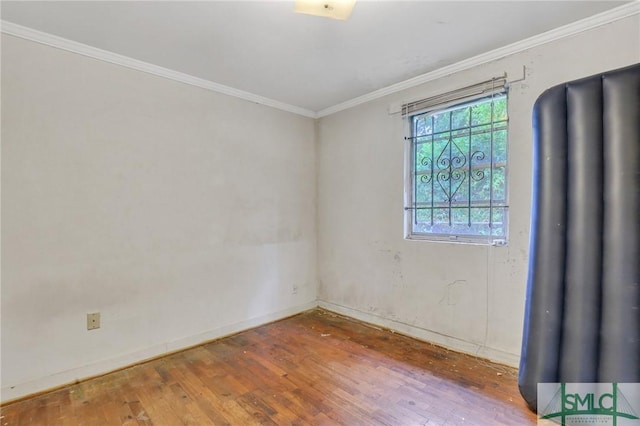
[1,309,536,425]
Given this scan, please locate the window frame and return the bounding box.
[403,91,509,246]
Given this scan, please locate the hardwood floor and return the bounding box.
[1,309,536,425]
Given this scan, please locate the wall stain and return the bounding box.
[439,280,468,306]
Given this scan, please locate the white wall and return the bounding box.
[1,35,317,401]
[317,16,640,366]
[2,13,639,404]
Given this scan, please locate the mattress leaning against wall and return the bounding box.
[518,63,640,411]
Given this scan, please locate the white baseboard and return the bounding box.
[2,299,520,403]
[1,301,318,404]
[318,300,521,368]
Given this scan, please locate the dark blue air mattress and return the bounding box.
[518,63,640,411]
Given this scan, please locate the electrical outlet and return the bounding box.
[87,312,100,330]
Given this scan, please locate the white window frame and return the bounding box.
[403,89,509,246]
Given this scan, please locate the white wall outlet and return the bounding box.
[87,312,100,330]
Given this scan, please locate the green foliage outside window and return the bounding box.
[409,94,508,240]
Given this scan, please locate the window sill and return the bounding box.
[404,234,508,246]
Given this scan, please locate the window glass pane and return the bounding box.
[493,129,508,163]
[493,96,508,121]
[492,166,507,202]
[415,117,429,137]
[408,93,508,242]
[451,106,470,131]
[415,141,432,173]
[432,113,450,134]
[471,103,491,126]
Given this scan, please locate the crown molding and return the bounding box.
[316,2,640,118]
[0,20,318,119]
[2,2,638,120]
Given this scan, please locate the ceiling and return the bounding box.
[1,1,630,115]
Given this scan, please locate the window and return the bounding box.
[404,90,508,244]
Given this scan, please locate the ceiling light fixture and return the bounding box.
[294,0,356,21]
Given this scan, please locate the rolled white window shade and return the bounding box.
[401,75,507,117]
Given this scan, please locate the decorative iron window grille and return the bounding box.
[404,92,508,244]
